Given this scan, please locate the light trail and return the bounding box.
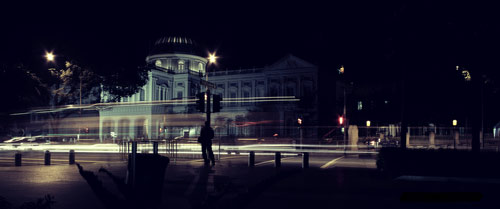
[320,156,344,169]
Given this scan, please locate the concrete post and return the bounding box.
[44,150,51,165]
[248,151,255,167]
[69,150,75,164]
[302,152,309,168]
[348,125,358,151]
[274,152,281,168]
[429,132,435,148]
[454,131,460,149]
[15,152,22,166]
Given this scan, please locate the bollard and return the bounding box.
[302,152,309,168]
[69,150,75,164]
[15,152,22,166]
[275,152,281,168]
[44,150,51,165]
[248,151,255,167]
[153,141,159,155]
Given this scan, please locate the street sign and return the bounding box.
[200,79,216,89]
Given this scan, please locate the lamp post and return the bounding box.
[339,65,347,155]
[205,52,218,127]
[453,119,457,149]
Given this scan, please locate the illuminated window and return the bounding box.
[198,63,204,72]
[155,60,162,67]
[357,101,362,110]
[178,60,185,71]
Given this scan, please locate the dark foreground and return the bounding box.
[0,154,499,209]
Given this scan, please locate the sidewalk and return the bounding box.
[1,156,498,209]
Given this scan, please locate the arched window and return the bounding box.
[178,60,185,71]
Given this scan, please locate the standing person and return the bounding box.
[199,121,215,165]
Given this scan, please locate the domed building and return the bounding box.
[98,36,318,142]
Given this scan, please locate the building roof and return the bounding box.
[149,36,203,56]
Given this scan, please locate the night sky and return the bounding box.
[2,1,500,126]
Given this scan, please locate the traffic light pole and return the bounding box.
[206,89,211,127]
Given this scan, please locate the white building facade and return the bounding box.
[98,37,318,142]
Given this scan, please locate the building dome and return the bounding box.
[149,36,203,56]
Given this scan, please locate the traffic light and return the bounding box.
[338,116,343,125]
[213,94,222,112]
[196,92,205,112]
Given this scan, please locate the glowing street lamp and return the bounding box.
[366,120,371,127]
[45,52,55,62]
[208,52,218,65]
[453,120,457,127]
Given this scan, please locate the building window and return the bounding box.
[270,86,278,96]
[140,89,145,101]
[177,82,183,87]
[159,87,164,100]
[243,91,250,98]
[178,60,185,71]
[177,91,183,99]
[256,88,264,97]
[198,63,204,72]
[123,97,128,102]
[286,87,295,96]
[357,101,363,110]
[155,60,162,67]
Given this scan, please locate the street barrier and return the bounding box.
[69,150,75,164]
[302,152,309,168]
[44,150,51,165]
[275,152,281,168]
[248,151,255,167]
[153,141,159,155]
[15,152,21,166]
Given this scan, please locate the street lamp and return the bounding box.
[45,51,55,62]
[208,52,218,65]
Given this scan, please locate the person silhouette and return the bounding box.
[199,121,215,165]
